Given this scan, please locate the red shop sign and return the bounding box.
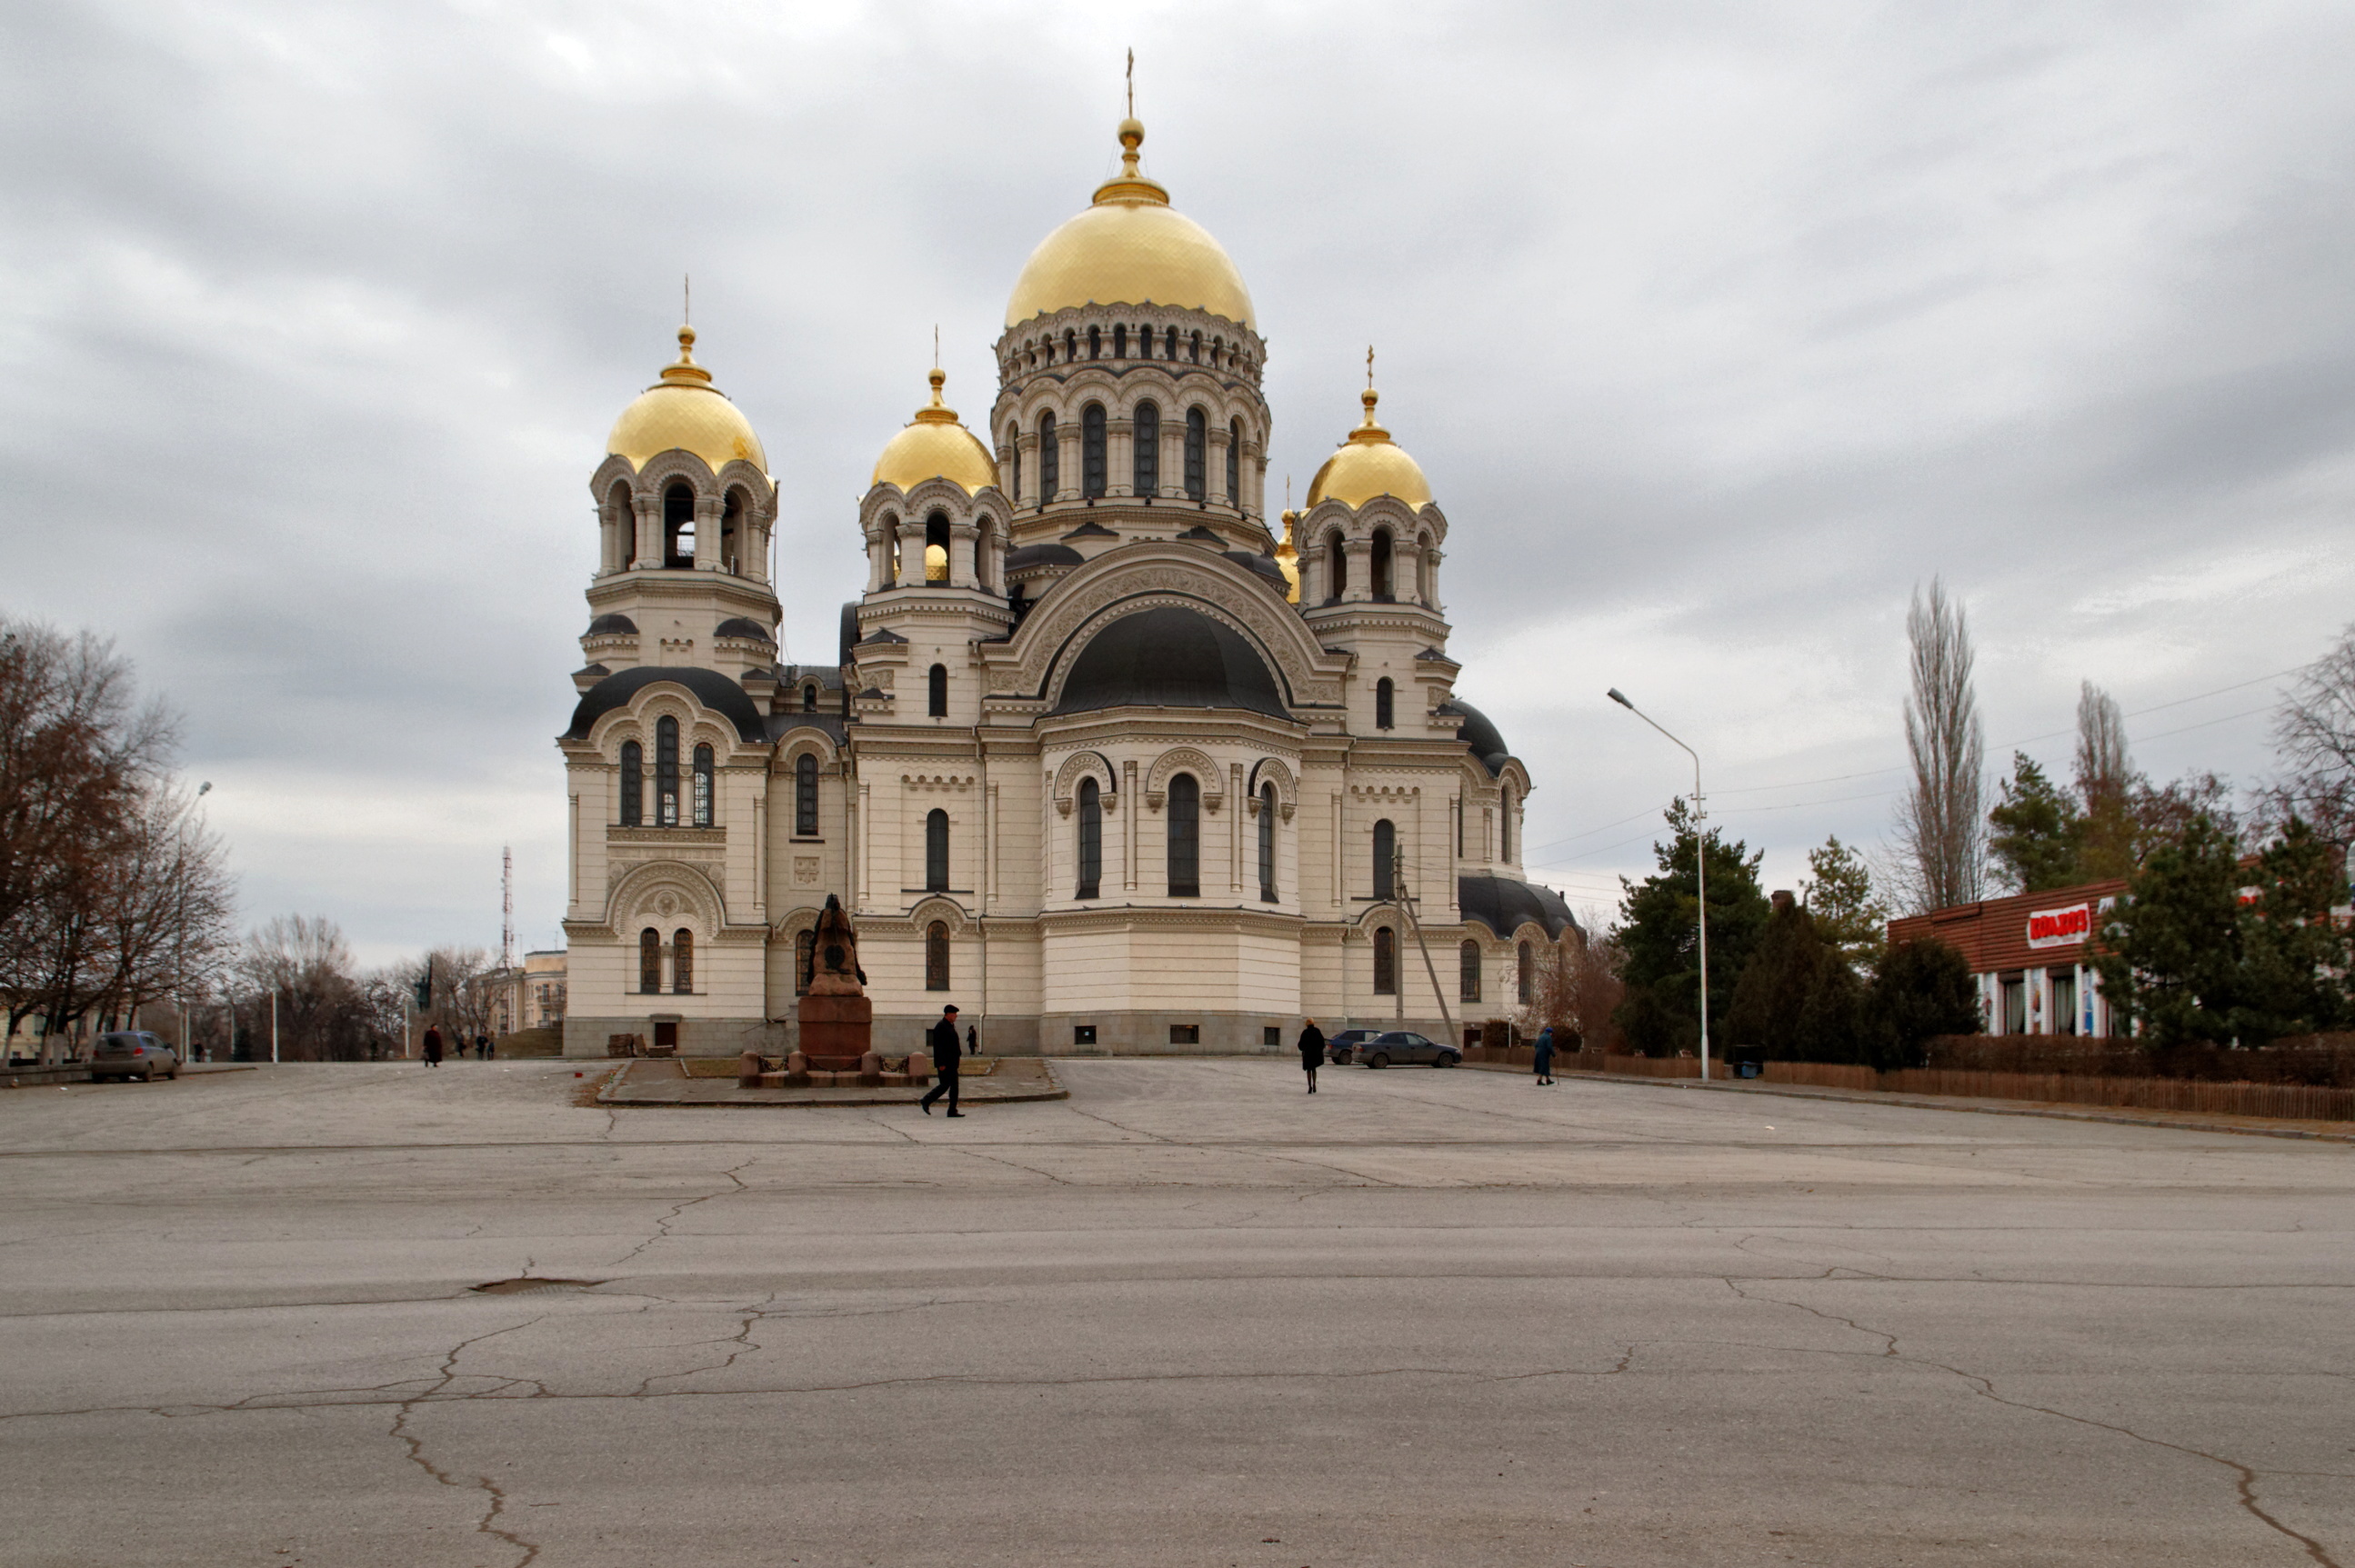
[2026,902,2091,949]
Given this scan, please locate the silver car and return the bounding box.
[91,1032,179,1082]
[1355,1031,1460,1069]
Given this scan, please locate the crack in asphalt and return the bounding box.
[1724,1277,2344,1566]
[387,1315,546,1567]
[606,1158,755,1269]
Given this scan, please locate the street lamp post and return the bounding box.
[1607,688,1710,1082]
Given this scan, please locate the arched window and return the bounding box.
[1501,784,1515,861]
[619,741,643,826]
[655,716,680,826]
[802,684,817,712]
[1112,324,1127,358]
[1518,941,1534,1004]
[1166,774,1199,897]
[926,808,949,893]
[1326,533,1347,601]
[1087,325,1101,360]
[1374,926,1398,995]
[608,479,635,570]
[795,754,818,835]
[925,921,949,991]
[1189,331,1202,363]
[1136,323,1150,359]
[794,930,815,995]
[1227,418,1242,505]
[1081,404,1107,498]
[663,483,695,567]
[1417,532,1434,602]
[1132,401,1159,496]
[1008,428,1020,508]
[719,488,745,574]
[1373,818,1396,901]
[924,512,949,584]
[1376,677,1395,731]
[1165,326,1178,359]
[928,664,948,717]
[1455,795,1464,857]
[1460,941,1482,1004]
[639,928,661,994]
[1077,777,1102,899]
[672,929,693,994]
[1184,408,1207,500]
[691,744,714,827]
[1258,784,1277,903]
[1065,329,1078,362]
[1037,412,1058,504]
[1372,528,1394,601]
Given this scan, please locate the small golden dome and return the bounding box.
[1305,386,1432,510]
[1274,509,1301,604]
[871,368,1000,494]
[606,326,768,474]
[1005,118,1255,330]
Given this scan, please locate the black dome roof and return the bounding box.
[1052,606,1288,719]
[713,617,773,643]
[1458,874,1580,941]
[1224,550,1289,587]
[1445,698,1512,776]
[1006,543,1085,571]
[562,665,767,743]
[586,613,637,636]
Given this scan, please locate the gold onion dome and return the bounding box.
[606,325,768,474]
[1305,385,1432,509]
[871,368,1000,494]
[1005,118,1255,330]
[1274,509,1302,604]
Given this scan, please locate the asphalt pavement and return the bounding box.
[2,1057,2349,1567]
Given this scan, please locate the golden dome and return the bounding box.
[871,369,1000,494]
[1274,509,1301,604]
[1005,119,1255,330]
[606,326,768,474]
[1305,386,1432,509]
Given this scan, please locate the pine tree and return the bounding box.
[2093,814,2244,1046]
[1800,834,1887,971]
[1988,754,2084,894]
[1870,938,1979,1064]
[2231,817,2354,1043]
[1612,797,1770,1057]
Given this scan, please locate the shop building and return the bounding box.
[1886,879,2128,1037]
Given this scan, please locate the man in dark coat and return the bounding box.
[421,1025,444,1067]
[1298,1018,1326,1094]
[919,1005,963,1117]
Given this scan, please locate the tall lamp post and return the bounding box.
[1607,688,1710,1082]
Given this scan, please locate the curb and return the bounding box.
[1556,1069,2355,1144]
[596,1059,1068,1110]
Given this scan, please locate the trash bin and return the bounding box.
[1737,1060,1761,1080]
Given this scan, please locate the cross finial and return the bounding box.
[684,274,691,326]
[933,324,939,370]
[1367,344,1375,389]
[1126,48,1134,118]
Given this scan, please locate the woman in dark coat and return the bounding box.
[421,1025,444,1067]
[1298,1018,1326,1094]
[1532,1024,1555,1086]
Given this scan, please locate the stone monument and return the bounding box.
[796,894,873,1071]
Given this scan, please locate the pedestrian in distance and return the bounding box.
[1533,1024,1555,1086]
[920,1005,963,1117]
[1298,1017,1326,1093]
[966,1024,977,1057]
[422,1025,444,1067]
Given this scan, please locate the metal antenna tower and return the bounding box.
[501,846,516,971]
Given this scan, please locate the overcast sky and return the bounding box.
[4,0,2350,965]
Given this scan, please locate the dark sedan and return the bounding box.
[1355,1031,1461,1069]
[1325,1028,1383,1065]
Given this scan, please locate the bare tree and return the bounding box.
[2263,623,2355,845]
[2073,681,2137,878]
[1892,578,1986,912]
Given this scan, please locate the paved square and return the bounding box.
[3,1059,2350,1566]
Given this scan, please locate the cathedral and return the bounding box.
[556,116,1578,1058]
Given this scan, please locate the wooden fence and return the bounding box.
[1559,1053,2351,1121]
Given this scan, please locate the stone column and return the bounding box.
[897,522,927,587]
[1343,539,1373,603]
[1230,763,1246,893]
[634,493,657,568]
[950,522,979,589]
[1058,424,1080,503]
[1110,417,1133,498]
[1208,426,1231,511]
[696,494,723,570]
[1163,421,1185,504]
[1123,759,1139,892]
[1016,430,1037,507]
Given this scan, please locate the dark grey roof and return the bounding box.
[1225,550,1289,587]
[767,712,848,744]
[573,664,610,680]
[779,664,844,691]
[859,626,907,645]
[1416,646,1456,663]
[1459,874,1580,941]
[1060,521,1119,540]
[586,613,637,636]
[1052,605,1288,719]
[713,617,774,643]
[838,601,859,665]
[1178,525,1224,543]
[562,665,766,743]
[1006,543,1086,570]
[1439,698,1512,776]
[856,686,886,700]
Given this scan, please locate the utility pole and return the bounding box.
[1395,842,1457,1048]
[1608,689,1709,1080]
[501,846,516,973]
[269,987,279,1065]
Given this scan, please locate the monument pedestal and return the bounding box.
[797,993,872,1073]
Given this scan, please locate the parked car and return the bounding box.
[1356,1031,1460,1069]
[1325,1028,1383,1065]
[91,1032,178,1082]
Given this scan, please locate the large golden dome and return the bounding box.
[606,326,767,474]
[1306,386,1432,509]
[1005,119,1254,331]
[872,369,1000,494]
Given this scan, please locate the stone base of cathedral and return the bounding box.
[561,1015,787,1060]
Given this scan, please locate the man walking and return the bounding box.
[1298,1017,1326,1094]
[920,1004,963,1117]
[965,1024,978,1057]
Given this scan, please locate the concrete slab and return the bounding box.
[596,1055,1068,1108]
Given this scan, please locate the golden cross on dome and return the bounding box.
[1367,345,1375,389]
[933,324,940,370]
[1126,48,1134,117]
[683,274,691,326]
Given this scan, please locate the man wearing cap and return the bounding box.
[920,1004,964,1117]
